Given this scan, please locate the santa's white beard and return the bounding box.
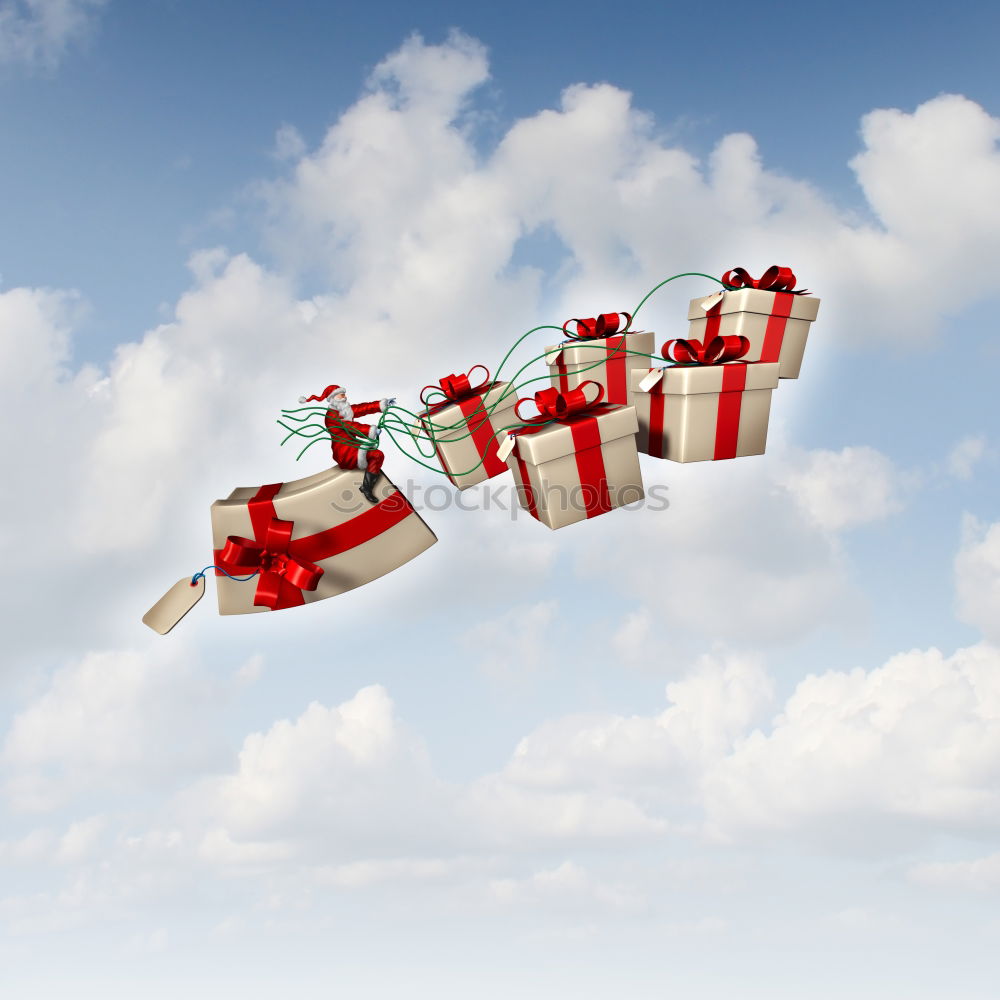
[328,397,354,420]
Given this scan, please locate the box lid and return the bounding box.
[687,288,820,322]
[543,328,655,367]
[512,403,639,465]
[631,362,780,396]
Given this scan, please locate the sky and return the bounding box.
[2,1,1000,997]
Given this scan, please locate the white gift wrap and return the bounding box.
[416,381,517,490]
[544,329,656,405]
[505,404,644,530]
[210,467,436,615]
[630,363,780,463]
[686,289,819,378]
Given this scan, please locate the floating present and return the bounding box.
[210,467,436,615]
[631,335,779,463]
[416,366,517,490]
[502,381,644,530]
[545,312,655,405]
[687,266,819,379]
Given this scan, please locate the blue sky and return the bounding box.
[2,2,1000,998]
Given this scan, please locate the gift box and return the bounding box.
[503,381,644,530]
[416,369,517,490]
[210,467,436,615]
[630,361,779,463]
[687,267,819,379]
[544,313,655,406]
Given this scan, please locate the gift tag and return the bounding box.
[142,576,205,635]
[700,291,725,312]
[638,368,664,392]
[496,434,516,463]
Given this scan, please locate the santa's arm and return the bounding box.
[352,399,393,418]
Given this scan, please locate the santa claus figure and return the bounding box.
[298,385,396,503]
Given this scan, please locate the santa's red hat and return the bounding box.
[299,384,346,404]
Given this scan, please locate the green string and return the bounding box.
[277,270,728,477]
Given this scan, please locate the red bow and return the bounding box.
[219,517,323,610]
[419,365,492,407]
[721,265,807,294]
[662,335,750,365]
[562,312,632,340]
[514,380,606,423]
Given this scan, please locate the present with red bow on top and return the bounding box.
[545,312,655,406]
[415,366,517,490]
[687,266,819,379]
[498,381,644,530]
[630,334,779,463]
[209,467,436,615]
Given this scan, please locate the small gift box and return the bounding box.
[210,467,436,615]
[544,312,656,406]
[687,267,819,379]
[500,381,644,530]
[416,366,517,490]
[630,334,779,463]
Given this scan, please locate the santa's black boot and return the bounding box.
[359,468,379,504]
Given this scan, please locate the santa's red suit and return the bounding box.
[299,384,395,501]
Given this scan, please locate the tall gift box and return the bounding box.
[630,360,779,463]
[501,381,644,530]
[416,368,517,490]
[210,467,436,614]
[544,312,655,405]
[687,267,819,379]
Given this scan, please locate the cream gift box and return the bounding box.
[686,288,819,379]
[210,467,436,614]
[415,379,517,490]
[545,328,656,405]
[502,394,644,530]
[630,362,780,463]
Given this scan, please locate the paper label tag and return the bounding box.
[142,576,205,635]
[638,368,664,392]
[700,291,725,312]
[496,435,516,463]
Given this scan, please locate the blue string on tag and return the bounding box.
[190,565,259,587]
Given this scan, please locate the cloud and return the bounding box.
[703,641,1000,850]
[1,643,241,811]
[774,445,903,532]
[195,685,459,858]
[947,435,987,481]
[954,515,1000,643]
[459,599,558,681]
[909,852,1000,892]
[0,0,107,70]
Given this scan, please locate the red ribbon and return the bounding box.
[214,482,414,610]
[721,265,807,295]
[661,334,750,365]
[562,312,632,340]
[509,382,614,521]
[514,380,606,423]
[419,365,492,408]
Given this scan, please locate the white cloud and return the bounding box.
[198,685,458,857]
[774,445,903,531]
[612,607,652,661]
[1,643,237,811]
[947,435,987,481]
[460,599,558,681]
[955,515,1000,643]
[0,0,107,70]
[488,860,646,915]
[909,852,1000,892]
[704,642,1000,849]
